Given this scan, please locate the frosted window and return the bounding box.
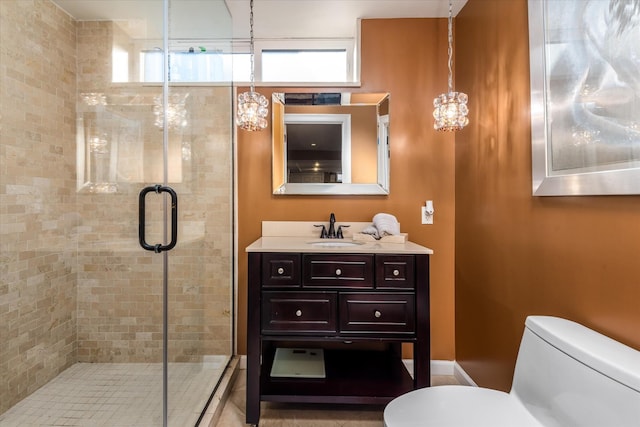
[141,50,229,82]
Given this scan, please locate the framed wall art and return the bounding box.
[528,0,640,196]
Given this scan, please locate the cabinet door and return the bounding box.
[262,253,301,288]
[339,292,415,334]
[262,291,337,334]
[303,254,374,288]
[375,255,415,289]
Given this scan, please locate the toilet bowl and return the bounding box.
[384,316,640,427]
[384,385,542,427]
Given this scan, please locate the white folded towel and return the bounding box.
[361,225,380,239]
[372,213,400,237]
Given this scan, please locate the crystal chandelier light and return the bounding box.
[89,134,109,154]
[433,0,469,131]
[81,92,107,106]
[153,93,188,130]
[236,0,268,131]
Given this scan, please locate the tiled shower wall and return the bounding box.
[1,0,232,414]
[0,0,78,414]
[74,19,232,364]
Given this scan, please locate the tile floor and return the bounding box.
[215,370,462,427]
[1,360,462,427]
[0,360,228,427]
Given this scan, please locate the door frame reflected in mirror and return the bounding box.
[284,113,352,185]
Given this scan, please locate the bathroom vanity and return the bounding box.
[245,222,433,425]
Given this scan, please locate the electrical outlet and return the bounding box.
[421,206,433,225]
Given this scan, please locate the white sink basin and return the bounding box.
[308,241,363,247]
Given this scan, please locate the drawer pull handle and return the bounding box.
[335,268,342,276]
[374,310,382,318]
[277,267,284,275]
[393,269,400,276]
[295,309,302,317]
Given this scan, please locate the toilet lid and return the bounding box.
[384,386,543,427]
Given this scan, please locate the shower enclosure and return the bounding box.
[0,0,234,425]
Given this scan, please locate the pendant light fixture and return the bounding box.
[433,0,469,131]
[237,0,268,131]
[153,93,188,130]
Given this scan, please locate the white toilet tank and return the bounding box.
[511,316,640,426]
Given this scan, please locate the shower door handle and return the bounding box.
[138,185,178,253]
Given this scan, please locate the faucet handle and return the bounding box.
[314,224,328,238]
[336,225,350,239]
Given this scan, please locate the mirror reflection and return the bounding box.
[272,92,390,195]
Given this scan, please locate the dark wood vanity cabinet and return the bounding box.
[246,251,431,425]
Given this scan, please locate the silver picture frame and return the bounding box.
[528,0,640,196]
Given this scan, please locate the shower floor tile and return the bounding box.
[0,359,228,427]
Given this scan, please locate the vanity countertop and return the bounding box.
[246,236,433,254]
[246,221,434,254]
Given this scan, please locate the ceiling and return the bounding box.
[52,0,468,40]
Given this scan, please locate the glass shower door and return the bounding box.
[75,2,170,426]
[78,0,234,425]
[164,1,234,426]
[0,0,233,424]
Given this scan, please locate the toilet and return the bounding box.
[384,315,640,427]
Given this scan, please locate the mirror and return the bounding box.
[272,92,390,195]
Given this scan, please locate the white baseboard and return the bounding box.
[401,359,453,376]
[453,361,477,386]
[401,359,475,386]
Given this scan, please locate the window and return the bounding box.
[112,47,129,82]
[140,50,231,83]
[262,50,348,82]
[136,38,357,83]
[256,39,355,83]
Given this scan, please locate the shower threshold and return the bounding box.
[0,357,229,427]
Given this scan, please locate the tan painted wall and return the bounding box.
[454,0,640,390]
[237,19,457,359]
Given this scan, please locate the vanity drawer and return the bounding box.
[303,254,374,288]
[339,293,415,334]
[375,255,415,289]
[262,291,337,334]
[262,253,301,288]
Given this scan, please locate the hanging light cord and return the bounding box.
[432,0,469,131]
[236,0,268,131]
[447,0,454,94]
[249,0,256,92]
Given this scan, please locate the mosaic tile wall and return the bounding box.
[0,0,79,414]
[1,0,233,414]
